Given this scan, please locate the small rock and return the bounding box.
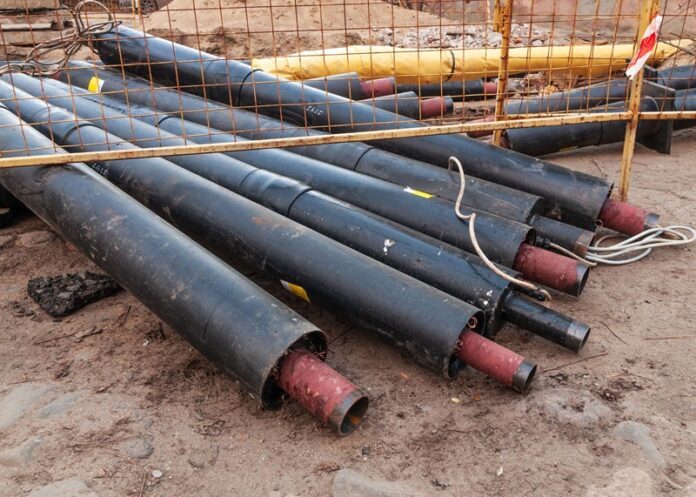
[19,230,55,247]
[0,437,43,467]
[0,235,14,248]
[585,468,653,497]
[37,390,84,419]
[528,388,612,427]
[485,32,503,46]
[188,453,206,469]
[151,469,163,478]
[333,469,427,497]
[0,383,56,431]
[28,479,99,497]
[613,421,666,468]
[116,435,153,459]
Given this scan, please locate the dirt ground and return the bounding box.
[0,124,695,496]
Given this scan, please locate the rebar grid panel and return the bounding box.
[0,0,694,198]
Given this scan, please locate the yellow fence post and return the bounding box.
[492,0,513,147]
[618,0,661,201]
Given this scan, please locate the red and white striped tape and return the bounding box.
[625,14,663,80]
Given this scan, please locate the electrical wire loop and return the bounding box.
[449,156,552,301]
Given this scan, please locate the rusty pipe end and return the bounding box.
[512,360,537,394]
[420,96,454,118]
[566,320,592,353]
[359,77,396,98]
[482,81,499,95]
[598,198,660,236]
[456,331,537,393]
[513,243,590,297]
[644,211,660,230]
[574,229,596,257]
[277,349,368,436]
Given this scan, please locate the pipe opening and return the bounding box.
[576,325,591,351]
[336,394,370,436]
[512,360,537,394]
[573,263,590,296]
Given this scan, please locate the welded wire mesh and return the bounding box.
[0,0,695,188]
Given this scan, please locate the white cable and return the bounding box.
[584,226,696,265]
[448,156,552,301]
[547,242,598,267]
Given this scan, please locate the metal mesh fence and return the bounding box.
[0,0,695,197]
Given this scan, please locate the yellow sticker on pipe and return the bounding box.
[87,76,105,93]
[280,280,310,302]
[403,186,433,199]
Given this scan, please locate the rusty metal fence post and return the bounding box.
[493,0,513,147]
[618,0,661,201]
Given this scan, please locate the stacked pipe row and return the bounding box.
[467,64,696,156]
[0,26,664,435]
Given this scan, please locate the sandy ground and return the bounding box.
[0,125,695,496]
[144,0,448,58]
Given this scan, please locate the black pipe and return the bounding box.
[362,92,455,119]
[49,70,594,294]
[303,72,396,100]
[505,79,630,115]
[0,81,510,386]
[531,215,595,257]
[503,66,696,116]
[56,63,597,256]
[503,94,674,157]
[501,293,590,352]
[58,62,548,229]
[21,74,591,349]
[304,72,365,99]
[48,73,536,270]
[362,92,422,119]
[85,26,616,230]
[0,100,375,434]
[673,87,696,130]
[396,79,498,101]
[654,64,696,91]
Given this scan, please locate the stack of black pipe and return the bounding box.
[0,26,666,434]
[496,64,696,156]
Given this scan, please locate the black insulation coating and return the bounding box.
[0,98,326,409]
[396,79,491,100]
[24,75,592,349]
[50,69,533,267]
[58,61,547,228]
[503,97,668,157]
[84,26,614,229]
[0,80,483,378]
[304,72,365,99]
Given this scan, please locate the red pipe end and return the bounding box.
[483,81,499,95]
[419,96,455,118]
[513,243,589,296]
[456,331,536,393]
[598,198,660,236]
[359,77,396,99]
[276,349,368,436]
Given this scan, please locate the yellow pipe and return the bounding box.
[251,41,686,84]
